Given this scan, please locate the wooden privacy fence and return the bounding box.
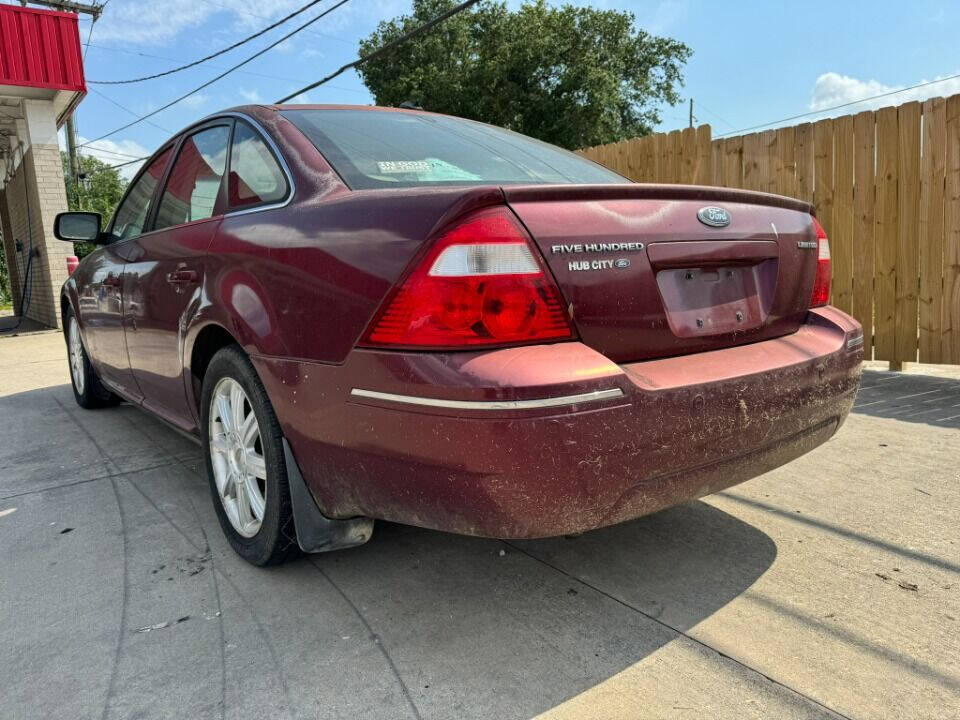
[579,95,960,366]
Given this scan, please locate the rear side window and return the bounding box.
[281,109,628,190]
[155,125,230,231]
[110,146,172,241]
[228,120,289,208]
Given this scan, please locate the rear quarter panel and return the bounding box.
[200,186,505,364]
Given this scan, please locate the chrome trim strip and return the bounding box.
[847,335,864,349]
[219,111,297,219]
[350,387,624,411]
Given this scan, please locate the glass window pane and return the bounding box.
[110,146,172,241]
[229,121,289,208]
[281,109,629,190]
[155,126,230,231]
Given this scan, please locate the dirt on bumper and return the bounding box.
[255,307,863,539]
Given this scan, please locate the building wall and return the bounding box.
[1,99,72,328]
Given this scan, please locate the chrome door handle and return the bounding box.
[165,269,198,285]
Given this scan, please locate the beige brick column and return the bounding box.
[8,99,73,328]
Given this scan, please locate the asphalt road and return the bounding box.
[1,330,957,720]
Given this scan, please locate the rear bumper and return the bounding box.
[253,306,862,538]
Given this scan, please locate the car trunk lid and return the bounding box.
[503,184,819,363]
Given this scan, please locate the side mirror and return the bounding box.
[54,212,103,243]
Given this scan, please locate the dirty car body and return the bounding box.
[60,105,862,550]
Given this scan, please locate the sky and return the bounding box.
[17,0,958,178]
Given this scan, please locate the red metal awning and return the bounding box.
[0,3,85,125]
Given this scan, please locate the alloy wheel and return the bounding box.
[68,317,85,395]
[209,377,267,538]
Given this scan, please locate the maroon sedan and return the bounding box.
[55,105,862,565]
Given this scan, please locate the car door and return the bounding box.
[121,122,231,432]
[80,146,173,400]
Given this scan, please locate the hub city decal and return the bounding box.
[550,242,643,272]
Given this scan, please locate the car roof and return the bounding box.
[265,104,432,114]
[138,104,443,179]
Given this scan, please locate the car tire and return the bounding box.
[65,308,120,409]
[201,345,299,566]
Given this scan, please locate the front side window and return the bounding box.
[281,109,629,190]
[154,125,230,231]
[110,146,172,241]
[228,120,289,208]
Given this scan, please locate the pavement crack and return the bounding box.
[502,540,854,720]
[124,475,296,720]
[100,477,131,720]
[0,461,179,502]
[49,397,131,720]
[190,497,227,720]
[309,559,423,720]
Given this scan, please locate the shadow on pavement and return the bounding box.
[853,369,960,429]
[0,383,778,720]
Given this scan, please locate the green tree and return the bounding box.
[357,0,692,150]
[61,151,128,258]
[0,244,10,307]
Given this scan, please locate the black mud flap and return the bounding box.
[283,438,374,553]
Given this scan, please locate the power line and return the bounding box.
[194,0,353,46]
[80,0,101,61]
[88,88,174,134]
[88,0,325,84]
[691,98,736,131]
[74,154,151,175]
[84,42,367,94]
[100,155,149,170]
[277,0,481,103]
[714,71,960,138]
[79,0,351,148]
[79,145,144,160]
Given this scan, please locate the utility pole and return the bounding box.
[19,0,102,17]
[66,116,79,196]
[689,98,694,128]
[20,2,103,188]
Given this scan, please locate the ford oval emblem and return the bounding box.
[614,258,631,269]
[697,206,731,228]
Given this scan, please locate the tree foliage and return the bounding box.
[357,0,692,150]
[0,242,10,306]
[61,151,128,258]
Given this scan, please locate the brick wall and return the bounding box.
[1,99,73,329]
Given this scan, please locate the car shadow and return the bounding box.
[852,369,960,429]
[290,500,776,718]
[1,382,777,720]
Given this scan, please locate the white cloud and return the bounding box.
[643,0,689,35]
[179,94,209,110]
[90,0,400,47]
[238,88,264,103]
[69,136,153,180]
[810,71,960,114]
[93,0,216,45]
[286,92,313,104]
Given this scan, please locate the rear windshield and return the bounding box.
[281,109,629,190]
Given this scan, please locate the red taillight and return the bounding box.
[810,216,831,308]
[362,207,574,349]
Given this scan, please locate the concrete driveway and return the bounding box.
[1,330,957,720]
